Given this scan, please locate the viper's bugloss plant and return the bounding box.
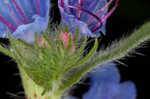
[0,0,150,99]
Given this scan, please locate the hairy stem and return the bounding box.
[19,67,61,99]
[61,21,150,91]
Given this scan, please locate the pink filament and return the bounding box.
[76,0,85,19]
[8,4,22,25]
[91,23,102,32]
[62,0,119,33]
[67,5,102,25]
[35,0,41,15]
[0,16,17,31]
[92,0,119,32]
[87,0,113,24]
[61,0,64,7]
[101,0,119,23]
[12,0,29,24]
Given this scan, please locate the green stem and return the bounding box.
[19,67,61,99]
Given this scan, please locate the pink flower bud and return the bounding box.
[60,32,75,54]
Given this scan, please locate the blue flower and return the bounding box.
[58,0,119,38]
[0,0,50,43]
[83,62,137,99]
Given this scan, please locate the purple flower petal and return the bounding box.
[58,0,118,38]
[0,0,50,43]
[89,62,120,84]
[83,62,137,99]
[12,15,48,43]
[116,82,137,99]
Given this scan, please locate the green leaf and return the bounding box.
[64,37,87,71]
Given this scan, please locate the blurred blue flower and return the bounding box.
[83,62,137,99]
[58,0,118,38]
[66,63,136,99]
[0,0,50,43]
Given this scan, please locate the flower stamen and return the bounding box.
[67,5,103,33]
[87,0,113,24]
[67,5,102,27]
[76,0,85,20]
[101,0,119,23]
[92,0,119,32]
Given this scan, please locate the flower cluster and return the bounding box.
[0,0,137,99]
